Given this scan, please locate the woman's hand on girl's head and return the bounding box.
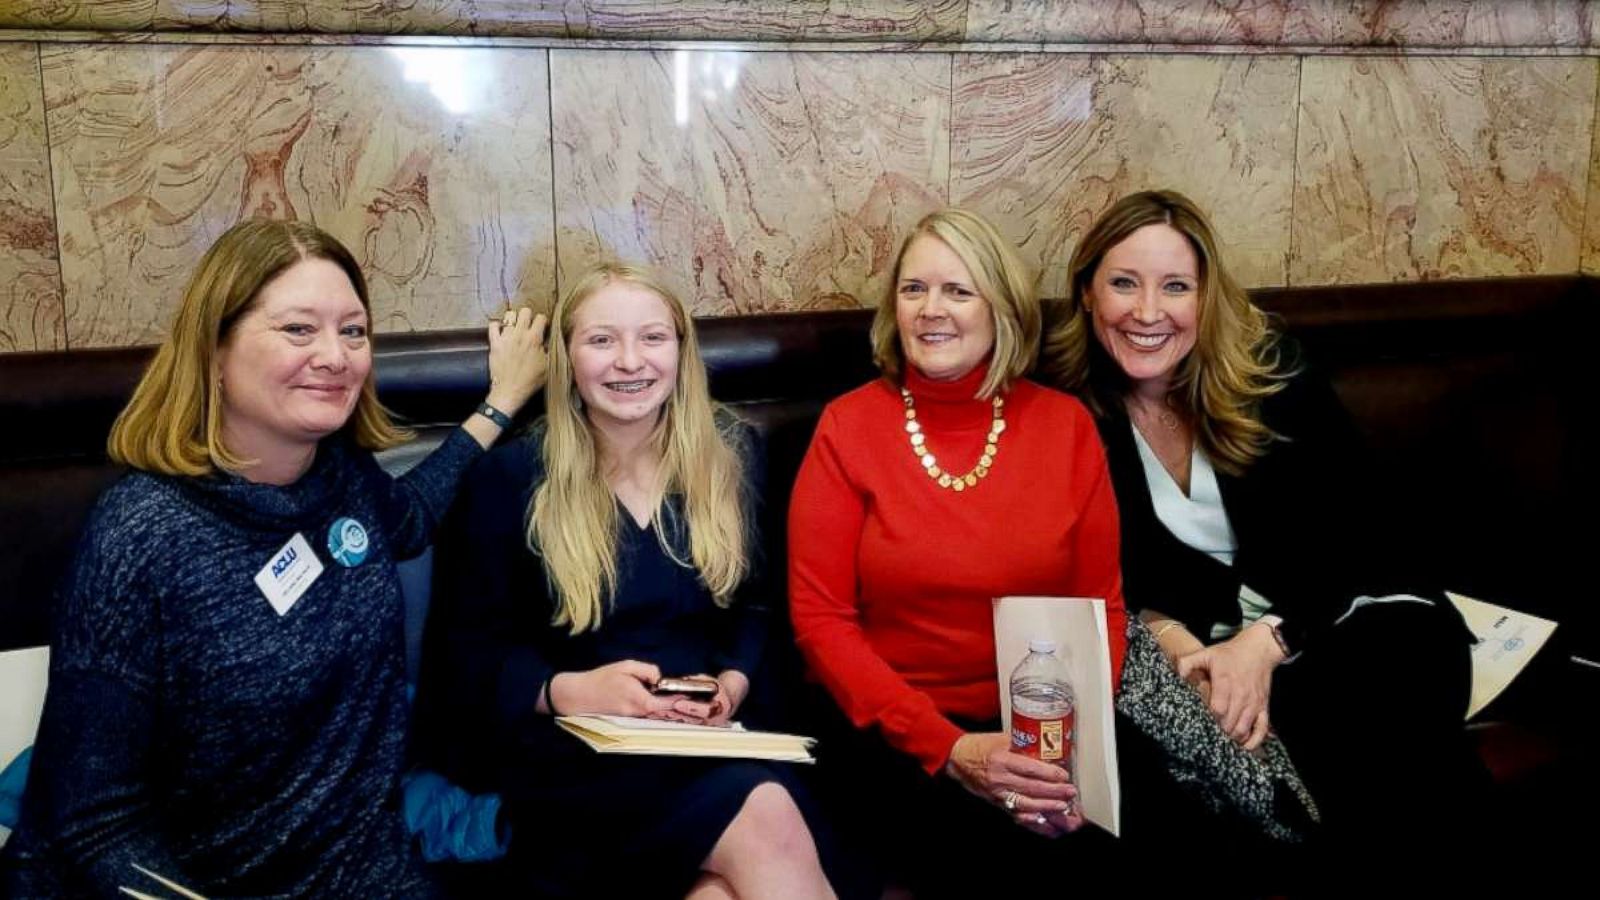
[1176,623,1283,751]
[485,307,549,415]
[944,732,1083,838]
[549,660,678,718]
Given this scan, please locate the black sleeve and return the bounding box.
[1238,338,1428,652]
[712,417,773,679]
[412,435,553,785]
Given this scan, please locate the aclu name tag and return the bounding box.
[254,532,324,616]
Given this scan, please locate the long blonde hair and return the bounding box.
[1038,190,1286,475]
[108,218,408,476]
[870,208,1041,400]
[529,264,749,634]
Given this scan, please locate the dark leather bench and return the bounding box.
[2,276,1593,854]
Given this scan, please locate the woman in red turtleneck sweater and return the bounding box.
[788,209,1128,895]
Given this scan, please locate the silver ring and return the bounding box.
[1034,813,1048,825]
[1001,790,1019,811]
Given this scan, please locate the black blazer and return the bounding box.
[1096,339,1419,654]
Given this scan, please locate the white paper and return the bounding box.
[1448,592,1558,720]
[992,596,1120,837]
[0,645,49,850]
[0,646,48,770]
[555,715,815,762]
[589,715,747,733]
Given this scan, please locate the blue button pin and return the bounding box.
[327,517,370,567]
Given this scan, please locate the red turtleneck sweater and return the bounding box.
[788,364,1127,773]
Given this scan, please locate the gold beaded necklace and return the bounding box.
[900,387,1006,492]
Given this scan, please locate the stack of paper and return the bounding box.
[556,715,815,763]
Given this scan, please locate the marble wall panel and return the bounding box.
[560,1,966,41]
[0,42,63,352]
[966,1,1595,48]
[0,1,551,33]
[1292,56,1594,285]
[0,1,160,32]
[950,53,1298,298]
[967,0,1302,45]
[172,1,569,36]
[549,49,949,314]
[1584,63,1600,275]
[0,1,965,41]
[43,42,554,348]
[1348,0,1593,47]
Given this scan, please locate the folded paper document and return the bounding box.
[556,715,815,763]
[1447,592,1557,720]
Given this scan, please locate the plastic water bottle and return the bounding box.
[1009,638,1076,774]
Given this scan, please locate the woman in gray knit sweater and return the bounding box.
[2,219,546,898]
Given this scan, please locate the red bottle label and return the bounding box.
[1011,709,1074,766]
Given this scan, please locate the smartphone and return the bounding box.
[653,676,719,697]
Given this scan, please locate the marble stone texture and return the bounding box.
[0,1,157,31]
[43,42,555,348]
[4,25,1599,353]
[0,1,967,41]
[558,0,966,41]
[0,1,561,33]
[965,1,1596,48]
[1292,56,1595,285]
[951,53,1299,297]
[1583,62,1600,276]
[0,42,63,351]
[549,49,950,314]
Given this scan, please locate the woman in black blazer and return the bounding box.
[1038,190,1484,881]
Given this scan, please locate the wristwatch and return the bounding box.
[476,401,513,429]
[1259,614,1295,660]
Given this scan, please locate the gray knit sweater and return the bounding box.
[4,428,481,898]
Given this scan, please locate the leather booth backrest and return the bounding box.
[1,280,1589,652]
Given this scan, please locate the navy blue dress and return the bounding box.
[413,419,808,898]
